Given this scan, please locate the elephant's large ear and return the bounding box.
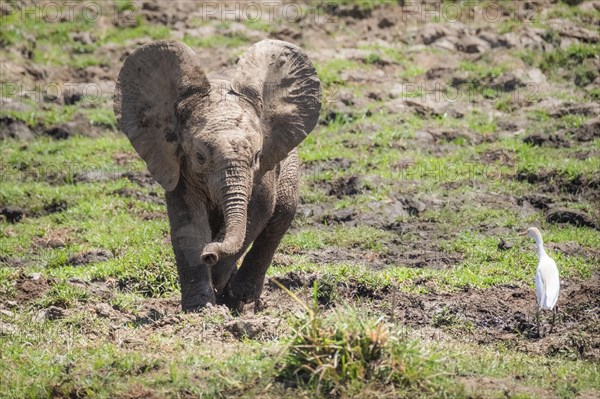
[232,40,321,172]
[114,40,210,191]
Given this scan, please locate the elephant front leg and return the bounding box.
[224,153,299,310]
[166,188,215,311]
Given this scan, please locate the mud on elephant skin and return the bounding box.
[114,39,321,311]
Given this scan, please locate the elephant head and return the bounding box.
[114,40,321,266]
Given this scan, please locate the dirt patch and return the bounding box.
[316,176,366,198]
[111,188,165,205]
[11,274,51,303]
[0,206,24,223]
[571,118,600,142]
[523,131,570,148]
[264,270,600,361]
[384,275,600,361]
[546,208,598,229]
[477,149,517,166]
[391,248,463,270]
[32,228,75,249]
[67,249,112,266]
[42,199,68,214]
[122,171,159,188]
[461,376,555,398]
[515,169,600,200]
[517,193,554,211]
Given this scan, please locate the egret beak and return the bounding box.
[518,231,528,236]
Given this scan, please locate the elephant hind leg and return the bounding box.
[224,152,299,310]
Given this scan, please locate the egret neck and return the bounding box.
[532,230,547,259]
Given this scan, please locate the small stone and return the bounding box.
[30,272,41,281]
[498,239,514,251]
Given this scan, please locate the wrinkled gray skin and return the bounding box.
[114,39,321,311]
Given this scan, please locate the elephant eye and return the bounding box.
[195,152,206,165]
[252,150,261,167]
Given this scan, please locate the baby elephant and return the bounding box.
[114,39,321,311]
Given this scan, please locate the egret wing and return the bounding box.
[535,268,545,309]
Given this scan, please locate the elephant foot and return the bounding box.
[219,293,244,315]
[221,277,264,312]
[180,284,216,312]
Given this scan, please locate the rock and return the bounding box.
[546,208,597,229]
[0,206,24,223]
[456,36,490,53]
[30,272,41,281]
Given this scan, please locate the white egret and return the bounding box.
[519,227,560,336]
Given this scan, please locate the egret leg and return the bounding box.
[549,306,557,334]
[536,307,541,338]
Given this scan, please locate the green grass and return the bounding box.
[183,32,251,49]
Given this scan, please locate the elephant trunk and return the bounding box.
[201,166,250,266]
